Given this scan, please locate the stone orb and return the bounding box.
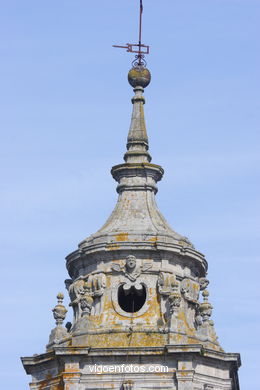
[128,66,151,88]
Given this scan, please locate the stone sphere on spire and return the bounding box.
[128,65,151,88]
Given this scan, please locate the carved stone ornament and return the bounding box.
[168,292,181,314]
[181,278,200,303]
[199,277,209,291]
[88,273,106,297]
[66,278,84,302]
[196,290,219,344]
[169,278,181,314]
[157,272,182,321]
[199,290,213,323]
[195,304,203,327]
[80,281,94,317]
[111,255,152,282]
[65,273,106,320]
[157,272,176,296]
[52,293,67,326]
[47,293,68,349]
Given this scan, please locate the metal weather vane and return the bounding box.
[113,0,149,67]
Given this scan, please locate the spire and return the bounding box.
[124,67,151,163]
[113,0,152,163]
[109,64,166,195]
[77,58,194,249]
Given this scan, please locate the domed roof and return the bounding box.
[66,75,206,279]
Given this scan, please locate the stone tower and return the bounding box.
[21,64,241,389]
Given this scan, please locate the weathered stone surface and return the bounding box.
[21,68,240,389]
[22,345,240,390]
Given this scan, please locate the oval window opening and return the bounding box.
[118,284,146,313]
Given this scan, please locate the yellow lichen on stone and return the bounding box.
[115,233,129,242]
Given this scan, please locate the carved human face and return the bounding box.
[126,256,136,270]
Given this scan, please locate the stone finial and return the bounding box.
[52,293,67,326]
[199,290,213,323]
[196,289,220,345]
[47,293,68,350]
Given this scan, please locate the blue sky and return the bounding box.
[0,0,259,388]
